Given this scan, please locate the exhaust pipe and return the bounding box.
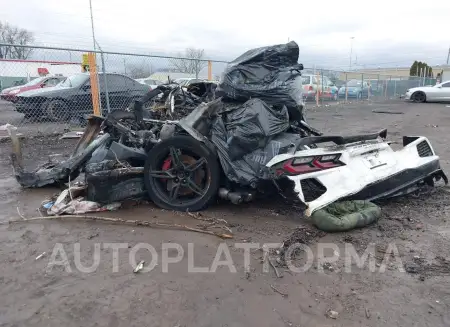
[218,188,243,205]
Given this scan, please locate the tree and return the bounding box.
[0,21,34,59]
[410,60,433,77]
[409,61,418,76]
[169,48,207,78]
[126,62,154,79]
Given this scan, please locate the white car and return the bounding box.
[173,78,206,87]
[135,78,163,90]
[404,81,450,102]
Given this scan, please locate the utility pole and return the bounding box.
[349,37,355,71]
[446,47,450,65]
[89,0,96,51]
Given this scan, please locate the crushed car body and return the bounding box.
[266,133,448,216]
[6,41,448,218]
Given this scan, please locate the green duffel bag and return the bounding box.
[311,200,381,232]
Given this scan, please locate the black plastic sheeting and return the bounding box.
[221,98,289,161]
[217,41,304,113]
[210,101,301,185]
[205,41,306,185]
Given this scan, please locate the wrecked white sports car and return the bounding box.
[8,41,448,218]
[266,132,447,216]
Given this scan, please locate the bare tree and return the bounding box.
[127,61,154,79]
[169,48,207,78]
[0,21,34,59]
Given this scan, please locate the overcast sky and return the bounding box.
[2,0,450,70]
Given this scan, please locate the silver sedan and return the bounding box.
[404,81,450,102]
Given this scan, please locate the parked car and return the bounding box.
[174,78,206,87]
[0,76,66,103]
[338,79,371,99]
[301,74,338,101]
[404,81,450,102]
[135,78,163,90]
[15,73,150,120]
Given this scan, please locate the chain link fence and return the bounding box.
[0,43,440,137]
[0,43,227,136]
[300,68,437,107]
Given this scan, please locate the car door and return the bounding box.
[439,82,450,100]
[322,76,332,97]
[75,79,94,114]
[100,74,128,110]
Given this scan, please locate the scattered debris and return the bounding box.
[404,256,450,276]
[372,110,404,115]
[87,232,99,240]
[60,131,84,139]
[5,40,449,237]
[35,252,46,260]
[2,215,233,239]
[326,310,339,319]
[365,308,371,319]
[16,207,25,219]
[133,261,145,273]
[270,284,288,298]
[0,124,24,142]
[42,201,54,209]
[322,262,335,272]
[269,258,283,278]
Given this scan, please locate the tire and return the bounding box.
[46,99,70,121]
[144,135,221,212]
[412,91,426,103]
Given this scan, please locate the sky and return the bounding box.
[1,0,450,71]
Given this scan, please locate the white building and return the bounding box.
[0,58,82,89]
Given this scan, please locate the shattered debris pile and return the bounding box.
[6,41,448,232]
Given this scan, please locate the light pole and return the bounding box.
[89,0,96,51]
[349,37,355,71]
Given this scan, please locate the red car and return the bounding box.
[0,76,66,103]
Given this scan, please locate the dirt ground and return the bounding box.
[1,100,450,327]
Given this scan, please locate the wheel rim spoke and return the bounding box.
[169,183,181,200]
[185,157,206,172]
[169,147,183,168]
[186,178,205,196]
[149,170,175,179]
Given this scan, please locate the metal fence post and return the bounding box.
[87,52,101,116]
[316,70,320,106]
[361,73,364,101]
[394,76,397,98]
[389,75,392,98]
[208,61,212,80]
[384,76,388,98]
[320,69,324,106]
[100,50,111,114]
[345,72,348,102]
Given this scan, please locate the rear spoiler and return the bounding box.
[296,129,387,148]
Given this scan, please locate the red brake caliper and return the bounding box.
[162,157,172,171]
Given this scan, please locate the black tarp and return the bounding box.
[217,41,304,119]
[220,98,289,161]
[210,114,301,185]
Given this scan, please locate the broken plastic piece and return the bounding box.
[133,261,145,273]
